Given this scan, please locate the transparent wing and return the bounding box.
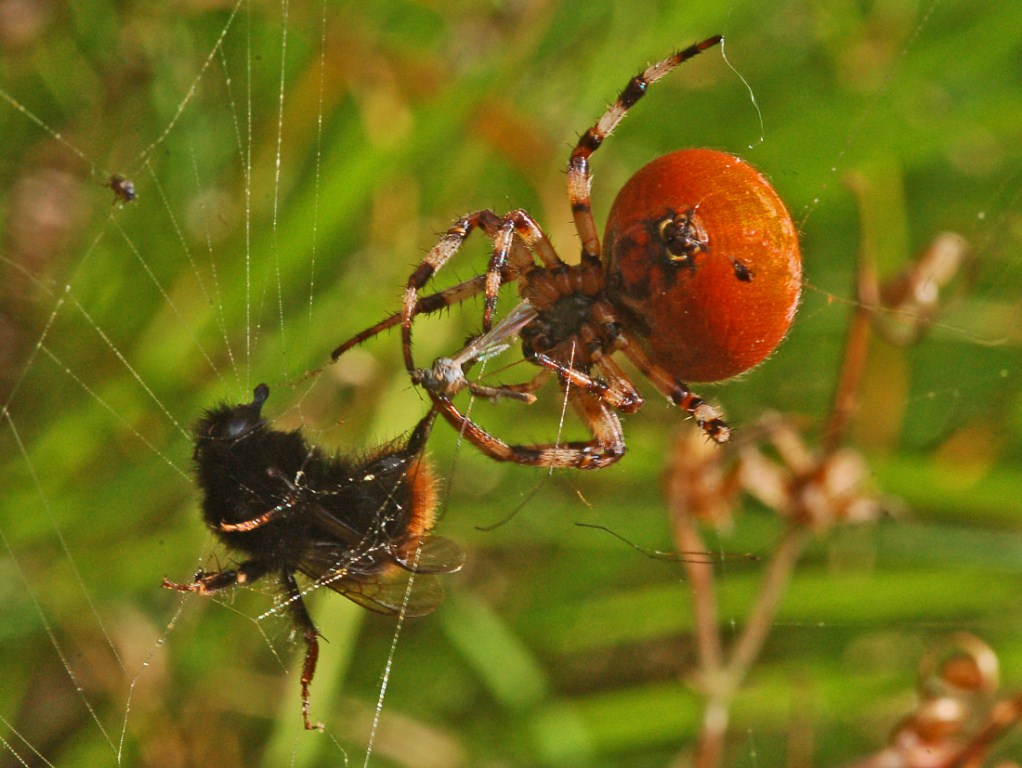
[447,300,538,368]
[392,534,466,574]
[297,552,447,617]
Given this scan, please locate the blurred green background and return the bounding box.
[2,0,1021,766]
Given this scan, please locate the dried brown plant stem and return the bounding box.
[674,512,810,768]
[674,516,722,674]
[822,240,878,456]
[726,525,809,679]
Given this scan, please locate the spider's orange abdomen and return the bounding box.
[604,148,801,383]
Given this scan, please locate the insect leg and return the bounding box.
[161,559,271,594]
[282,570,324,731]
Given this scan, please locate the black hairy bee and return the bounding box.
[163,384,463,730]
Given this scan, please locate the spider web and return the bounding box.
[2,2,1022,767]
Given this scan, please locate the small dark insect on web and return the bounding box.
[106,175,136,205]
[162,384,465,731]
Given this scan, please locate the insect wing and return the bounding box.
[392,534,465,574]
[450,300,539,368]
[302,506,465,576]
[298,552,447,617]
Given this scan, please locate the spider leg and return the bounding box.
[332,275,489,360]
[402,207,563,366]
[464,380,537,403]
[616,335,731,443]
[467,367,553,402]
[282,570,324,731]
[338,205,551,362]
[527,352,643,414]
[591,352,645,414]
[568,35,722,260]
[403,407,438,455]
[482,210,564,330]
[162,559,271,594]
[429,383,625,469]
[493,367,553,396]
[402,211,505,373]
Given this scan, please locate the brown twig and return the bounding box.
[673,505,811,768]
[673,514,723,675]
[725,525,809,681]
